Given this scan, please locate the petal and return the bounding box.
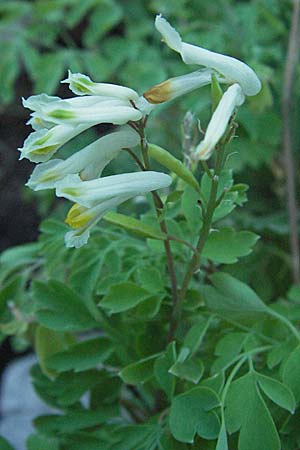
[63,195,132,248]
[18,123,91,163]
[143,69,224,104]
[26,126,140,190]
[155,15,261,96]
[193,83,244,160]
[62,70,139,101]
[56,171,172,208]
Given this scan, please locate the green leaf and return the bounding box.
[83,0,123,46]
[288,284,300,303]
[0,436,15,450]
[100,282,152,314]
[110,424,161,450]
[31,365,100,407]
[119,353,160,384]
[69,247,104,298]
[46,337,114,373]
[26,433,59,450]
[131,295,163,319]
[159,432,189,450]
[169,357,204,384]
[225,373,280,450]
[255,373,296,413]
[183,317,212,356]
[34,407,118,434]
[212,332,248,373]
[201,372,225,395]
[154,342,176,399]
[203,272,269,317]
[33,52,65,94]
[103,212,166,240]
[32,280,98,332]
[136,266,165,293]
[35,326,74,379]
[202,228,259,264]
[282,345,300,402]
[0,242,40,271]
[181,185,202,233]
[148,143,200,192]
[169,387,220,443]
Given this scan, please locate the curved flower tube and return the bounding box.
[155,15,261,96]
[143,69,225,104]
[193,83,244,160]
[58,171,172,248]
[56,171,172,209]
[26,126,140,191]
[62,71,139,101]
[25,95,142,126]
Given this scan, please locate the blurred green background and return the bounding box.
[0,0,298,297]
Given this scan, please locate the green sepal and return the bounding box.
[103,212,166,240]
[148,143,200,192]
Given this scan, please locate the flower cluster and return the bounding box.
[143,15,261,160]
[21,15,260,248]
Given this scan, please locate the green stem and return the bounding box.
[221,356,247,404]
[138,127,179,336]
[221,345,272,404]
[170,148,224,337]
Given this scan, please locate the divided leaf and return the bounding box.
[202,272,269,317]
[154,342,176,399]
[100,282,152,314]
[225,373,280,450]
[120,354,160,384]
[256,373,296,413]
[169,387,220,443]
[32,280,98,332]
[282,345,300,403]
[46,337,114,373]
[202,228,259,264]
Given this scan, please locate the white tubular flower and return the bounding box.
[24,95,142,126]
[26,126,140,191]
[143,69,224,104]
[62,70,139,102]
[18,123,91,163]
[155,15,261,96]
[59,171,172,248]
[56,171,172,208]
[193,83,244,160]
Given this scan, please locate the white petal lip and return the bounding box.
[62,70,139,101]
[26,126,140,190]
[56,171,172,208]
[155,15,261,96]
[194,83,244,160]
[18,123,92,163]
[64,195,132,248]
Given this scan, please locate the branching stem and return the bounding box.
[137,125,179,336]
